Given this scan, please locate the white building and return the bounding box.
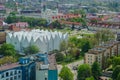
[41,8,59,23]
[6,29,68,54]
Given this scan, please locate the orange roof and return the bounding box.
[52,14,81,19]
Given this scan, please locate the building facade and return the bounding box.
[6,29,68,54]
[85,41,120,69]
[0,53,58,80]
[0,58,36,80]
[36,53,58,80]
[117,33,120,41]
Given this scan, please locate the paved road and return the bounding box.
[57,59,84,80]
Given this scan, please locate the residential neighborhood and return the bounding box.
[0,0,120,80]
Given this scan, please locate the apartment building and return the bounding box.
[0,58,35,80]
[85,41,120,69]
[0,53,58,80]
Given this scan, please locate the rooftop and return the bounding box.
[89,47,106,53]
[7,29,67,42]
[88,41,120,54]
[0,63,20,71]
[48,54,57,70]
[36,53,48,65]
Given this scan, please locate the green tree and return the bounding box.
[51,20,61,29]
[91,62,101,80]
[59,40,68,51]
[116,73,120,80]
[81,41,91,53]
[70,48,80,59]
[112,57,120,68]
[0,43,16,56]
[112,65,120,80]
[5,14,47,27]
[94,29,115,44]
[59,66,74,80]
[55,53,65,62]
[0,56,17,65]
[77,64,92,80]
[24,45,39,55]
[88,7,98,13]
[107,58,113,67]
[85,76,94,80]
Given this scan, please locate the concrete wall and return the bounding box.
[36,70,48,80]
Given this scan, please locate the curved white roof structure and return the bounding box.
[6,29,68,54]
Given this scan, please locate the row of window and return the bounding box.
[5,75,21,80]
[1,70,21,78]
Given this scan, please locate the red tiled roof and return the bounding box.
[52,14,81,20]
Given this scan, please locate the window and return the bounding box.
[10,77,13,80]
[18,75,21,79]
[6,72,9,77]
[14,76,17,79]
[1,74,4,78]
[18,71,21,73]
[10,71,13,76]
[14,70,17,74]
[45,77,47,80]
[6,78,9,80]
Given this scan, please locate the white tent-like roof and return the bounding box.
[6,29,68,54]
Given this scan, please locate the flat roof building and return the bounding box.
[0,57,36,80]
[0,53,58,80]
[85,41,120,69]
[36,53,58,80]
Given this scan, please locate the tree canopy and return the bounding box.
[59,66,74,80]
[85,76,94,80]
[55,53,65,62]
[112,65,120,80]
[77,64,92,80]
[5,14,47,27]
[81,41,91,53]
[51,20,61,29]
[91,62,101,80]
[24,45,39,55]
[0,56,17,65]
[0,43,16,56]
[94,29,115,44]
[59,40,68,52]
[116,73,120,80]
[112,57,120,68]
